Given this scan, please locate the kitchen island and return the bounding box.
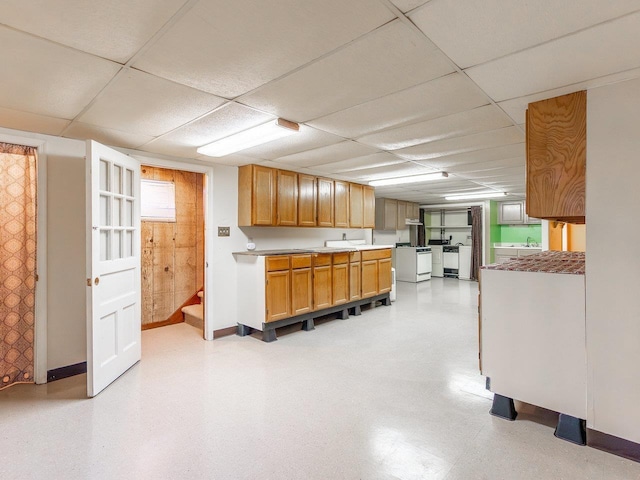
[235,245,393,342]
[480,251,586,444]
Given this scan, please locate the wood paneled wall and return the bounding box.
[141,166,204,325]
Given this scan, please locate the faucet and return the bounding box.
[526,236,537,247]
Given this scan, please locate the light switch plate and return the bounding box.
[218,226,230,237]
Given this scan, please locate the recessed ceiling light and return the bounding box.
[444,192,507,201]
[369,172,448,187]
[197,118,299,157]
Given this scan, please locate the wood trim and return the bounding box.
[142,288,202,331]
[47,362,87,382]
[213,326,237,338]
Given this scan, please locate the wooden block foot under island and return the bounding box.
[234,247,393,342]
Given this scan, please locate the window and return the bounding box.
[141,179,176,222]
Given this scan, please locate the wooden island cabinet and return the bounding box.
[238,164,373,228]
[236,247,392,342]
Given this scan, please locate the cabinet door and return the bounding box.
[334,180,349,228]
[298,174,317,227]
[396,201,407,230]
[266,269,290,322]
[384,199,397,230]
[361,260,378,298]
[313,265,332,310]
[252,165,276,226]
[411,203,420,221]
[526,91,586,222]
[349,183,364,228]
[317,178,334,227]
[498,201,525,224]
[349,261,361,301]
[291,267,312,315]
[378,258,392,293]
[363,185,375,228]
[277,170,298,226]
[332,263,349,305]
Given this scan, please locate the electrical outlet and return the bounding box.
[217,226,230,237]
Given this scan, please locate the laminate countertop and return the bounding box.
[233,245,393,256]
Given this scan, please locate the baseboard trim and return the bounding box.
[588,429,640,463]
[47,362,87,383]
[213,326,237,338]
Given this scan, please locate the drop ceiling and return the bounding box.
[1,0,639,205]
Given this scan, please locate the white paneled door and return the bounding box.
[86,140,141,397]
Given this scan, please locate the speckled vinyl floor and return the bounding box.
[2,278,640,479]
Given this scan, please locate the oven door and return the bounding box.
[416,251,432,280]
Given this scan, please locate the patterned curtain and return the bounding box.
[417,208,426,247]
[0,143,37,390]
[470,206,482,281]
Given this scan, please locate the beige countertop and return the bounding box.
[233,245,393,256]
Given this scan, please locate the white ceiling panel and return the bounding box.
[0,0,187,64]
[152,102,273,148]
[457,166,524,180]
[466,12,640,101]
[272,141,381,168]
[342,162,438,181]
[411,0,640,69]
[445,157,524,174]
[389,0,431,13]
[413,143,525,169]
[133,0,395,98]
[196,154,257,167]
[394,126,524,161]
[78,68,226,137]
[0,27,120,119]
[0,107,70,136]
[498,66,640,124]
[311,152,406,173]
[308,73,489,138]
[357,105,513,150]
[240,126,345,161]
[64,122,154,150]
[239,21,455,122]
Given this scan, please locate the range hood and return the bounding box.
[405,218,423,225]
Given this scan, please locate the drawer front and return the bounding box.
[349,251,361,262]
[313,253,332,267]
[291,254,311,269]
[361,248,392,261]
[332,252,349,265]
[266,256,290,271]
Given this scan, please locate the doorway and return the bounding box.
[139,165,206,335]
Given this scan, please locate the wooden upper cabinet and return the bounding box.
[316,177,334,227]
[238,164,276,226]
[363,185,375,228]
[396,201,407,230]
[349,183,364,228]
[298,174,317,227]
[410,203,420,222]
[526,91,586,223]
[334,180,349,228]
[276,170,298,226]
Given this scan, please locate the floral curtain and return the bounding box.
[0,143,37,390]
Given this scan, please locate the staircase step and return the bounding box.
[182,304,203,330]
[197,291,204,300]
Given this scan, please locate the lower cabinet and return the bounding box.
[332,253,349,305]
[291,255,312,316]
[349,252,361,301]
[361,249,392,298]
[266,256,291,322]
[378,257,392,293]
[361,260,378,298]
[313,254,332,310]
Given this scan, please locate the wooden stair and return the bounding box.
[182,291,204,330]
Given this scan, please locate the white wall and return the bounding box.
[586,77,640,443]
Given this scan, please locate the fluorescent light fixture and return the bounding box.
[197,118,299,157]
[444,192,507,201]
[369,171,448,187]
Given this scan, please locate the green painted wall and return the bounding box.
[489,201,500,263]
[498,224,542,243]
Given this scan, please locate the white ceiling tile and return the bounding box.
[273,141,381,168]
[308,73,489,137]
[411,0,640,68]
[63,122,154,149]
[394,127,524,161]
[0,0,186,64]
[466,12,640,101]
[196,154,256,167]
[239,21,455,121]
[413,143,525,169]
[342,162,439,181]
[133,0,395,98]
[0,107,70,136]
[357,105,513,150]
[0,27,120,119]
[241,126,345,160]
[78,68,226,137]
[311,153,406,173]
[457,166,524,180]
[389,0,431,13]
[152,102,273,148]
[498,66,640,124]
[445,157,524,174]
